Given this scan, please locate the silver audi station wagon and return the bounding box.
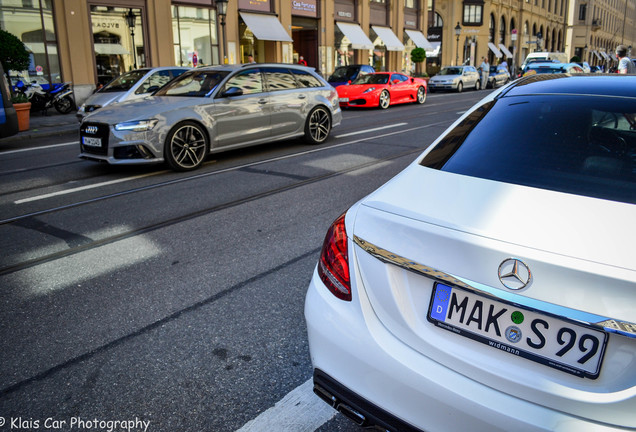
[79,64,342,171]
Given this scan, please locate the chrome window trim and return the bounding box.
[353,235,636,339]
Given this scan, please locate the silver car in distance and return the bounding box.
[79,64,342,171]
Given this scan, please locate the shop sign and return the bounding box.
[92,20,122,30]
[404,9,417,29]
[239,0,271,13]
[335,1,355,22]
[292,0,317,18]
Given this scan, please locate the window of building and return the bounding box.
[579,4,587,20]
[0,0,61,88]
[463,1,483,26]
[405,0,416,8]
[172,5,219,67]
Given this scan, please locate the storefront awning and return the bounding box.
[592,50,603,61]
[371,26,404,51]
[405,30,434,50]
[239,12,293,42]
[488,42,502,58]
[600,51,611,61]
[336,22,374,50]
[94,43,129,55]
[426,42,441,57]
[498,43,513,58]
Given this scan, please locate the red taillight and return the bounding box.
[318,213,351,301]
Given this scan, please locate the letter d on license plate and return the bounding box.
[427,283,607,379]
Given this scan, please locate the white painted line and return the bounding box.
[12,120,451,206]
[0,141,77,155]
[14,172,164,204]
[335,123,407,138]
[236,378,336,432]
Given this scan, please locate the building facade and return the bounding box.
[1,0,634,107]
[565,0,636,69]
[0,0,431,104]
[430,0,569,74]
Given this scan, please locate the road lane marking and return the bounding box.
[14,172,165,204]
[335,123,407,138]
[12,120,452,206]
[236,378,336,432]
[0,141,77,155]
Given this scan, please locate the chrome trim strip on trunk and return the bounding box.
[353,235,636,339]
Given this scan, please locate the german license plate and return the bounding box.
[339,98,349,103]
[82,136,101,147]
[428,283,607,379]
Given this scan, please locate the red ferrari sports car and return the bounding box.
[336,72,427,109]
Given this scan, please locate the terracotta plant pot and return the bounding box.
[13,102,31,132]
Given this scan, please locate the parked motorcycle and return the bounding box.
[15,81,75,115]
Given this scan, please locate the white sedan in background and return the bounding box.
[305,74,636,432]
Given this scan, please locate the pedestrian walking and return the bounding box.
[615,45,635,74]
[298,55,307,66]
[480,57,489,89]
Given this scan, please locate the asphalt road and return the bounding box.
[0,89,490,432]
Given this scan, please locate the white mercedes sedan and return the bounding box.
[305,74,636,432]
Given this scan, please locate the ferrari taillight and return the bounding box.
[318,213,351,301]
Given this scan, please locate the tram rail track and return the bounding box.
[0,145,425,277]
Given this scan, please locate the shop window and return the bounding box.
[172,5,219,67]
[0,1,60,88]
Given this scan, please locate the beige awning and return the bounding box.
[488,42,502,58]
[239,12,293,42]
[405,30,434,50]
[498,43,513,58]
[426,42,441,57]
[371,26,405,51]
[336,22,374,50]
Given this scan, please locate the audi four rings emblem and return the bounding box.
[498,258,532,290]
[85,126,98,134]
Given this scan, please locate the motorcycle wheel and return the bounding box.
[54,95,74,114]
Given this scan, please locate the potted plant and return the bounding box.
[11,92,31,131]
[0,29,31,131]
[411,47,427,80]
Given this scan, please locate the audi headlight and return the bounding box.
[115,119,158,132]
[363,87,376,94]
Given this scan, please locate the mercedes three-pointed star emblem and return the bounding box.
[498,258,532,290]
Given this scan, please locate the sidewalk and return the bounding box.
[1,108,78,145]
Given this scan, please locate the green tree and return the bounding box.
[410,47,427,77]
[0,29,30,96]
[570,55,581,63]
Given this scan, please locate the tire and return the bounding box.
[416,86,426,104]
[475,80,481,91]
[379,90,390,109]
[54,95,74,114]
[164,121,209,171]
[304,106,331,144]
[457,81,463,93]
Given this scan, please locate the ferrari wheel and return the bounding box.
[416,86,426,104]
[379,90,390,109]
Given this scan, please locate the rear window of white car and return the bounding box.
[421,95,636,204]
